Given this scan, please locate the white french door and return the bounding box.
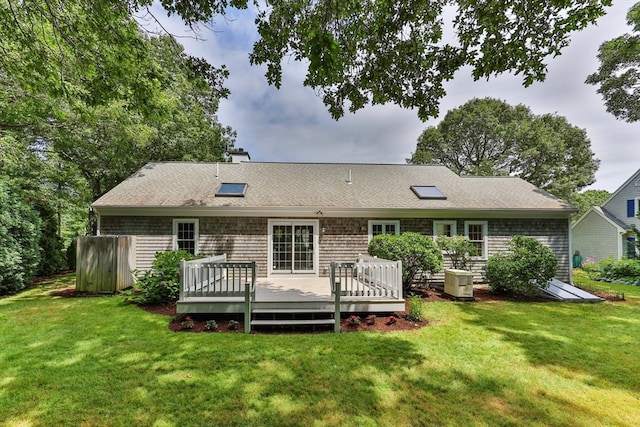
[269,220,318,275]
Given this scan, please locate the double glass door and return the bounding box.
[271,222,315,274]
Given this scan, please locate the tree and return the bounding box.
[1,3,235,274]
[586,2,640,122]
[409,98,599,200]
[568,189,611,220]
[0,2,235,200]
[0,177,42,295]
[50,35,234,201]
[1,0,613,121]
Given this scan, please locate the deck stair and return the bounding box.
[179,256,405,333]
[250,301,337,329]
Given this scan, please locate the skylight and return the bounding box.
[216,183,247,197]
[411,185,446,200]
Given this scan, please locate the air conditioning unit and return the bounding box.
[444,269,474,298]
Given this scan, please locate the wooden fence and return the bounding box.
[76,236,136,293]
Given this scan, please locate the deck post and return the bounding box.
[396,260,403,299]
[334,285,341,333]
[179,259,185,301]
[332,262,341,333]
[244,282,251,334]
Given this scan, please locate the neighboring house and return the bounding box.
[572,169,640,262]
[91,156,577,282]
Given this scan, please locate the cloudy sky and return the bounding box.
[153,2,639,193]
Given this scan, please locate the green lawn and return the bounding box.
[1,273,639,426]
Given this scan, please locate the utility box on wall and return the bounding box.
[444,269,474,299]
[76,236,136,293]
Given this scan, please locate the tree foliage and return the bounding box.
[586,2,640,122]
[368,232,443,293]
[0,177,42,295]
[436,235,477,270]
[485,235,558,296]
[409,98,599,200]
[568,189,611,220]
[47,34,235,200]
[250,0,611,120]
[1,0,235,270]
[0,0,235,200]
[1,0,613,121]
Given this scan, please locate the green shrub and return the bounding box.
[598,258,640,285]
[368,232,443,293]
[0,178,42,295]
[406,296,424,322]
[485,235,557,295]
[582,258,599,274]
[204,320,218,331]
[436,235,477,270]
[132,250,199,304]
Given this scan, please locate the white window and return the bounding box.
[173,219,199,255]
[433,220,457,238]
[368,220,400,241]
[464,221,488,259]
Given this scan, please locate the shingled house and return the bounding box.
[91,158,577,284]
[572,169,640,262]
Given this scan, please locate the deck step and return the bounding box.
[251,308,335,314]
[251,318,336,326]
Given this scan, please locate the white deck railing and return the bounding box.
[180,255,256,333]
[330,255,403,300]
[180,254,256,298]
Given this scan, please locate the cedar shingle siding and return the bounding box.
[100,216,571,282]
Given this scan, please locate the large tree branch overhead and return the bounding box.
[248,0,612,120]
[1,0,612,121]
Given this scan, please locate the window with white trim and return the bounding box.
[368,220,400,240]
[464,221,488,259]
[433,220,457,238]
[173,219,199,255]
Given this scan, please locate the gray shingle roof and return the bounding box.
[92,162,576,214]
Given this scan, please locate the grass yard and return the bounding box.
[1,273,639,426]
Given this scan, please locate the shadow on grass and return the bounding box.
[458,300,640,395]
[1,278,637,426]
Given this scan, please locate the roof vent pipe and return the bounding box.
[347,169,352,184]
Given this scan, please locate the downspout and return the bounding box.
[94,208,101,236]
[568,217,573,284]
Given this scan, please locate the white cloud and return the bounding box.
[159,2,639,193]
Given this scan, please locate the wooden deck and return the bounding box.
[177,275,405,314]
[177,257,405,332]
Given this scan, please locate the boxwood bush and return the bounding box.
[368,232,443,293]
[485,235,557,295]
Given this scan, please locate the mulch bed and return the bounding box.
[141,285,556,334]
[51,284,623,334]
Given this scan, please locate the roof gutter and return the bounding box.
[92,205,576,219]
